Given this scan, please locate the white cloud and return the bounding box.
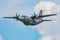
[52,34,60,40]
[0,35,3,40]
[34,1,55,15]
[41,35,52,40]
[33,1,60,40]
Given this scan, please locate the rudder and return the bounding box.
[39,10,43,16]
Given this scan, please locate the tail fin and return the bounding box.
[39,10,43,20]
[39,10,43,16]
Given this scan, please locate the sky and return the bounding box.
[34,1,60,40]
[0,0,60,40]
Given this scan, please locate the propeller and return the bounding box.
[32,12,37,18]
[14,13,20,21]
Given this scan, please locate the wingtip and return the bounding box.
[3,17,6,18]
[54,14,57,15]
[50,14,57,16]
[3,17,5,18]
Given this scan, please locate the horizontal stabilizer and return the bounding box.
[42,20,52,21]
[39,14,57,17]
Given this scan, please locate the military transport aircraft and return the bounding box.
[3,10,57,26]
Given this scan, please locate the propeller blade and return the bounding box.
[34,12,35,16]
[16,13,17,16]
[34,12,38,16]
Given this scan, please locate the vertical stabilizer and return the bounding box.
[39,10,43,20]
[39,10,43,16]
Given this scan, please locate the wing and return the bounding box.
[3,17,15,18]
[3,13,20,21]
[38,14,57,17]
[3,16,19,21]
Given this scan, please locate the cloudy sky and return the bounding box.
[0,0,60,40]
[34,1,60,40]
